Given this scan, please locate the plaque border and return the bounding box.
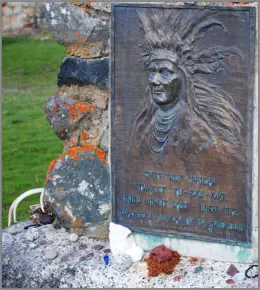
[110,3,256,248]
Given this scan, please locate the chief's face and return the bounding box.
[148,59,184,106]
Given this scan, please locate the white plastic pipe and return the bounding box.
[8,188,44,227]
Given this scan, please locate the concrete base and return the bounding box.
[134,232,257,264]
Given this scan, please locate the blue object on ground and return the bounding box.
[104,255,109,265]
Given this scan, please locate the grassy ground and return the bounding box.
[2,35,67,228]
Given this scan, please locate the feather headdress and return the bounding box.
[137,8,243,74]
[132,8,245,162]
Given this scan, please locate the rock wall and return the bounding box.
[2,2,48,35]
[43,2,111,237]
[42,1,257,245]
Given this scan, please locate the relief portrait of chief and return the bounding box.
[130,8,246,166]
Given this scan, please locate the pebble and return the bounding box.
[25,228,39,241]
[71,228,84,236]
[174,275,182,281]
[79,244,88,250]
[8,227,19,235]
[29,243,37,249]
[46,240,54,245]
[79,253,94,261]
[60,228,66,233]
[112,253,132,272]
[69,233,79,242]
[227,264,240,276]
[93,244,104,250]
[45,248,57,260]
[233,273,245,282]
[39,240,48,246]
[194,266,203,273]
[226,279,235,284]
[104,248,111,254]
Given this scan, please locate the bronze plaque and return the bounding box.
[111,4,256,246]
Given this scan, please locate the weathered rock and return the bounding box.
[7,2,22,8]
[13,5,22,15]
[3,7,13,17]
[45,2,110,50]
[90,2,111,13]
[124,246,144,262]
[22,2,31,8]
[58,57,109,89]
[45,248,57,260]
[43,87,108,144]
[44,148,111,227]
[112,253,132,272]
[69,233,79,242]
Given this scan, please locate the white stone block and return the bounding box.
[13,5,23,15]
[3,7,13,17]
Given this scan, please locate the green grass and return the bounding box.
[2,36,67,228]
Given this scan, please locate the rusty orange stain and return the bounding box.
[82,131,90,140]
[96,148,106,163]
[67,144,96,160]
[71,216,83,228]
[71,139,77,147]
[77,103,95,113]
[84,50,89,57]
[188,257,201,264]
